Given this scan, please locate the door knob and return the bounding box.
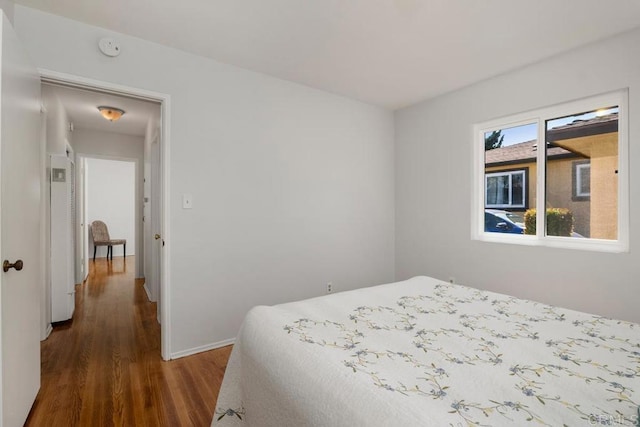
[3,260,24,272]
[154,234,161,240]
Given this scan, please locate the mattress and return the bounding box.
[212,276,640,426]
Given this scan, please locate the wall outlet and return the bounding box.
[448,277,455,284]
[326,282,333,294]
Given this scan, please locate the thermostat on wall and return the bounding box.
[98,37,121,57]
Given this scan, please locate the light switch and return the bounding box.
[183,194,193,209]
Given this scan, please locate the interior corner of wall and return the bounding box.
[0,1,15,25]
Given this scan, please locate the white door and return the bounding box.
[75,156,87,284]
[0,13,43,427]
[150,137,162,321]
[80,157,89,282]
[143,155,152,300]
[83,158,89,276]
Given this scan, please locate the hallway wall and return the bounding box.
[72,128,144,278]
[0,0,14,24]
[86,158,136,259]
[40,85,73,338]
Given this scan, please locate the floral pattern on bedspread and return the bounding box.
[280,283,640,426]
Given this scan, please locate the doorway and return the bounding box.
[40,73,171,360]
[85,157,136,262]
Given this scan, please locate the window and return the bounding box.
[485,170,526,208]
[473,90,628,252]
[573,161,591,200]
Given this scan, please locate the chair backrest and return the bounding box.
[91,220,111,243]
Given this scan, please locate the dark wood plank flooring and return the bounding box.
[25,256,232,426]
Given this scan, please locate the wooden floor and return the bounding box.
[26,256,232,427]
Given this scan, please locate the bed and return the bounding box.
[212,276,640,426]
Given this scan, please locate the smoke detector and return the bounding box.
[98,38,121,57]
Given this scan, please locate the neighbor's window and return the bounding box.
[473,90,628,252]
[572,161,591,200]
[485,170,526,208]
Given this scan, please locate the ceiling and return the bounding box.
[17,0,640,109]
[45,83,160,137]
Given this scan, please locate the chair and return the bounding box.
[90,220,126,261]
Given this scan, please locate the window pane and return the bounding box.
[486,174,509,205]
[512,172,524,206]
[486,176,498,205]
[545,107,618,239]
[578,165,590,196]
[484,123,535,234]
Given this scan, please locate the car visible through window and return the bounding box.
[484,209,524,234]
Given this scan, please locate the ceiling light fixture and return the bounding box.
[97,106,125,122]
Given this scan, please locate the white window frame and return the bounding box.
[485,170,526,208]
[575,163,591,197]
[472,90,629,253]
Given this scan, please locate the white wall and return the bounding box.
[73,128,145,160]
[86,158,135,259]
[40,85,72,338]
[72,128,145,277]
[42,85,71,155]
[395,28,640,323]
[14,6,396,356]
[0,0,14,24]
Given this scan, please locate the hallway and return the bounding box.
[26,257,232,426]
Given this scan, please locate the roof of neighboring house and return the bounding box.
[485,140,572,166]
[486,113,618,167]
[547,112,618,142]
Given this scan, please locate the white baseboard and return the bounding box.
[170,338,235,360]
[42,323,53,341]
[143,283,153,301]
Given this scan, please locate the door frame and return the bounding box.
[40,69,172,361]
[78,154,140,272]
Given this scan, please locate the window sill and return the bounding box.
[473,233,628,253]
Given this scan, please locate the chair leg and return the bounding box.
[93,246,97,261]
[124,243,126,258]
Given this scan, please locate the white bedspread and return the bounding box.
[212,276,640,426]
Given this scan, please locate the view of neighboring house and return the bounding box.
[484,113,618,239]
